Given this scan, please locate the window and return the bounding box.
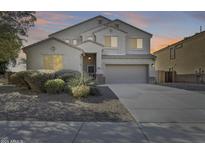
[104,36,118,48]
[170,47,175,60]
[72,39,77,45]
[43,55,63,70]
[65,39,70,44]
[87,65,95,73]
[87,36,93,41]
[128,38,143,49]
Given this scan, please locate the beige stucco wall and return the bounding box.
[154,33,205,75]
[49,17,110,45]
[81,25,106,41]
[24,39,83,72]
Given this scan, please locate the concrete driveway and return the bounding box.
[109,84,205,123]
[108,84,205,142]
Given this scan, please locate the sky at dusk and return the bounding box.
[26,11,205,52]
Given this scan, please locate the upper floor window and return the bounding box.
[72,39,77,45]
[170,47,175,60]
[128,38,143,49]
[65,39,70,44]
[104,36,118,48]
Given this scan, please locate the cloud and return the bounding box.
[151,35,181,53]
[35,12,76,27]
[36,18,49,25]
[23,28,50,46]
[119,12,150,28]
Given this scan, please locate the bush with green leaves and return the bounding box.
[24,71,53,92]
[44,79,65,94]
[10,70,53,92]
[71,84,90,98]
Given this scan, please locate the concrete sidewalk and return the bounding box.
[1,121,205,143]
[0,121,146,143]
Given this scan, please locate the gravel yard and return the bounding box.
[0,85,134,122]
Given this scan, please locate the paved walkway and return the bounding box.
[0,121,205,143]
[0,121,146,143]
[1,121,205,143]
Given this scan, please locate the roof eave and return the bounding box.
[113,19,153,37]
[22,37,84,52]
[48,15,112,37]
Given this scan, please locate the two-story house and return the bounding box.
[154,31,205,83]
[23,15,155,84]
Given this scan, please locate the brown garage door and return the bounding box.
[105,64,148,83]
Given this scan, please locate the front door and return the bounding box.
[83,53,96,78]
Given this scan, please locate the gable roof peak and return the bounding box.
[49,15,112,37]
[111,19,152,36]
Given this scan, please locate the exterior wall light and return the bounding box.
[88,57,92,61]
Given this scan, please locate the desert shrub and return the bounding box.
[44,79,65,94]
[24,71,53,92]
[54,69,80,82]
[66,73,96,96]
[67,74,82,89]
[9,70,35,89]
[67,73,95,89]
[71,84,90,98]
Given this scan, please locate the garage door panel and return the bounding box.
[105,64,148,83]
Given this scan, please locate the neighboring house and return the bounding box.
[154,31,205,83]
[23,15,155,84]
[7,50,26,72]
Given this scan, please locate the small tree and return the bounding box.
[0,11,36,74]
